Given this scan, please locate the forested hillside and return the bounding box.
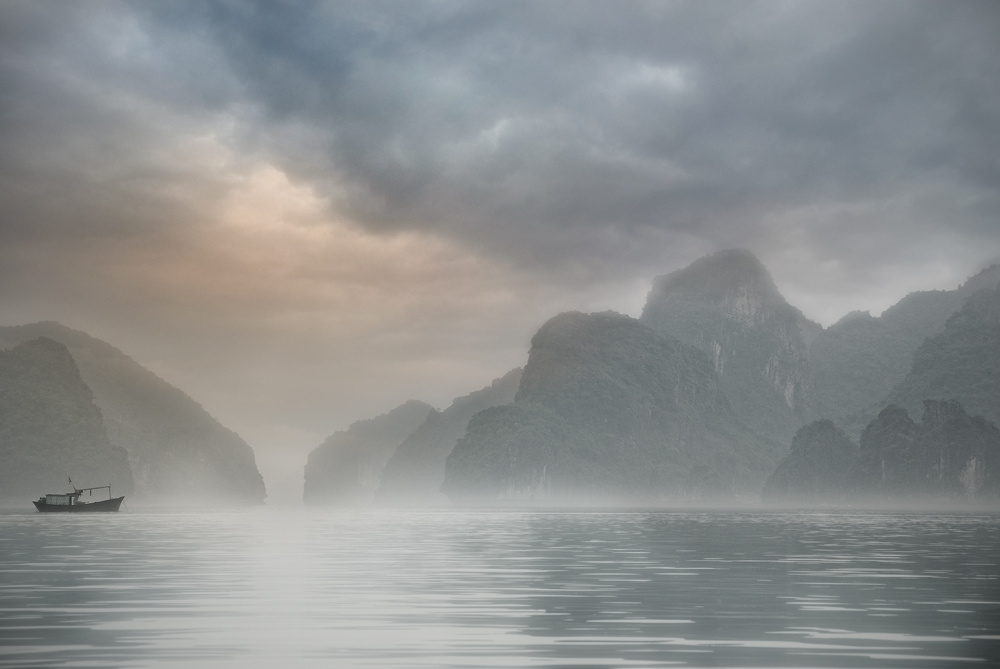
[0,337,133,502]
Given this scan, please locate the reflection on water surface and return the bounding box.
[0,509,998,667]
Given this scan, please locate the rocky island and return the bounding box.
[377,368,523,505]
[303,400,433,506]
[0,322,266,504]
[442,310,783,504]
[763,400,1000,504]
[0,337,133,502]
[640,248,818,443]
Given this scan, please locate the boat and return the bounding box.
[33,479,124,513]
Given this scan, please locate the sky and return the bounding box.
[1,1,998,502]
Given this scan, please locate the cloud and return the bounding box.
[5,1,999,282]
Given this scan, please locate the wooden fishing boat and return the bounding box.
[33,481,124,512]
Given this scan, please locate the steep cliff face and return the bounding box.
[377,368,522,505]
[811,264,1000,426]
[303,400,433,506]
[0,322,266,504]
[442,311,783,505]
[854,405,919,493]
[760,400,1000,504]
[875,283,1000,429]
[640,249,816,442]
[0,338,133,502]
[761,420,858,503]
[855,401,1000,500]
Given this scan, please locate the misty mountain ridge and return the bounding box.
[305,248,998,509]
[0,322,266,504]
[865,280,1000,430]
[0,337,133,501]
[438,249,1000,507]
[640,248,818,443]
[763,400,1000,505]
[303,399,434,506]
[634,248,1000,444]
[811,263,1000,428]
[760,419,857,503]
[442,311,785,505]
[376,367,523,505]
[4,250,997,509]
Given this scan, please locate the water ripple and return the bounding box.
[0,509,998,667]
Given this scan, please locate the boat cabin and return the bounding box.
[42,493,79,506]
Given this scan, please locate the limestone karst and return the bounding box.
[640,248,817,443]
[443,311,783,504]
[0,337,133,501]
[0,322,266,504]
[303,400,433,506]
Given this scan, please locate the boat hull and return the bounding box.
[33,496,125,512]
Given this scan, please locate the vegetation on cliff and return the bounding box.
[640,248,817,443]
[303,400,433,505]
[0,322,266,504]
[810,265,1000,427]
[763,400,1000,503]
[377,368,522,505]
[854,401,1000,500]
[0,337,133,501]
[443,311,784,504]
[761,420,857,503]
[876,284,1000,428]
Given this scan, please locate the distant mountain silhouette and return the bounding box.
[640,249,817,443]
[761,420,857,504]
[308,251,1000,508]
[377,368,522,505]
[763,400,1000,504]
[0,337,133,502]
[303,400,433,506]
[810,264,1000,427]
[873,281,1000,427]
[443,311,783,505]
[856,400,1000,500]
[0,322,265,504]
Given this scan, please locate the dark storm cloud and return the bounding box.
[122,0,999,275]
[0,1,236,248]
[3,0,998,278]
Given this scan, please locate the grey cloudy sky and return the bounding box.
[1,1,998,501]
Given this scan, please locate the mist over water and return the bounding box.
[2,3,999,666]
[1,509,998,668]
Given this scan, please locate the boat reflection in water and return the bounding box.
[33,480,124,512]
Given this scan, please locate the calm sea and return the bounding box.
[0,508,998,668]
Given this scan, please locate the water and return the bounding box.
[0,509,998,668]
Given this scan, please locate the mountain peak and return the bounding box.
[647,249,782,307]
[0,322,267,503]
[1,335,134,500]
[442,310,783,504]
[639,250,814,441]
[959,263,1000,295]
